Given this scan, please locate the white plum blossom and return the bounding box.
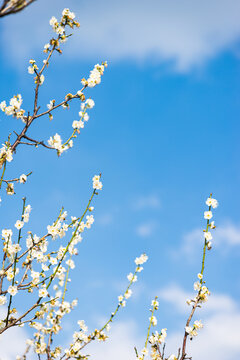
[194,320,203,329]
[47,100,55,110]
[15,220,24,230]
[151,299,159,308]
[39,74,45,85]
[83,63,107,88]
[49,16,57,27]
[0,94,25,121]
[206,197,218,208]
[8,285,18,296]
[39,288,48,298]
[141,348,148,356]
[0,296,7,305]
[168,355,177,360]
[85,98,95,108]
[135,253,148,265]
[20,174,27,183]
[127,272,137,282]
[2,229,12,239]
[0,145,13,165]
[92,175,103,190]
[204,211,213,220]
[72,120,84,130]
[151,315,157,326]
[204,231,212,241]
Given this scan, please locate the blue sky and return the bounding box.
[0,1,240,359]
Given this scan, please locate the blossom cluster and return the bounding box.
[203,196,218,250]
[185,319,203,339]
[0,144,13,166]
[64,254,147,359]
[0,176,99,344]
[0,172,29,198]
[183,195,218,347]
[72,98,94,129]
[82,62,108,88]
[92,175,103,191]
[118,254,148,308]
[149,328,167,360]
[48,98,97,155]
[137,298,169,360]
[0,94,25,122]
[49,8,79,43]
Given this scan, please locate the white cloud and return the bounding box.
[80,285,240,360]
[88,321,144,360]
[157,284,238,315]
[136,221,158,237]
[97,213,113,226]
[132,195,161,211]
[156,284,240,360]
[177,221,240,258]
[1,0,240,71]
[0,308,29,360]
[216,222,240,245]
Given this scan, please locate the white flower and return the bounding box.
[194,281,201,291]
[15,220,24,230]
[141,348,148,356]
[20,174,27,183]
[28,66,34,74]
[135,253,148,265]
[151,299,159,308]
[207,241,212,250]
[39,288,48,298]
[6,182,14,195]
[62,8,75,19]
[48,133,63,152]
[125,289,132,299]
[56,26,64,35]
[92,175,103,190]
[39,74,45,85]
[0,295,7,305]
[204,231,212,241]
[23,213,29,223]
[8,285,18,296]
[47,100,55,110]
[83,113,89,121]
[77,320,88,333]
[66,259,75,269]
[25,204,32,213]
[206,197,218,208]
[127,272,137,282]
[168,355,177,360]
[2,229,12,239]
[72,120,84,130]
[185,326,197,337]
[0,101,6,111]
[44,43,50,51]
[151,315,157,326]
[204,211,213,220]
[85,99,95,108]
[194,320,203,329]
[49,16,58,27]
[197,273,203,280]
[210,221,215,229]
[118,295,124,302]
[211,199,218,208]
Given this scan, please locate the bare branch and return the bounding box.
[0,0,36,18]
